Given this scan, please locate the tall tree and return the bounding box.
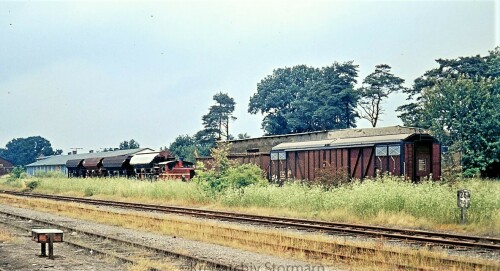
[358,64,405,127]
[0,136,61,166]
[397,47,499,127]
[421,76,499,176]
[202,92,236,141]
[248,62,359,135]
[119,139,140,150]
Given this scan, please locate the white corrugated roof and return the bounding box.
[332,133,412,146]
[272,139,336,151]
[272,134,412,151]
[129,152,160,165]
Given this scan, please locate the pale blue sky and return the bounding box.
[0,0,497,153]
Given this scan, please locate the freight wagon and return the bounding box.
[202,126,441,182]
[269,132,440,182]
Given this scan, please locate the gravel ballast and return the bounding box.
[0,203,341,271]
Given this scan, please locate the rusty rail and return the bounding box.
[2,190,499,252]
[0,210,244,271]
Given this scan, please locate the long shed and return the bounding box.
[26,148,153,176]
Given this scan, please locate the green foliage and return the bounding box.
[210,141,234,174]
[199,92,237,141]
[421,76,499,175]
[193,129,217,157]
[84,187,96,197]
[248,62,359,135]
[26,180,40,190]
[397,46,499,127]
[193,142,267,196]
[119,139,140,150]
[395,47,500,176]
[221,163,268,189]
[168,135,198,162]
[9,166,26,180]
[0,136,60,166]
[358,64,405,127]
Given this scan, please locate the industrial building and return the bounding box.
[25,148,152,176]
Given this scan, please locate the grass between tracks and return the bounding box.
[0,194,497,271]
[0,174,498,236]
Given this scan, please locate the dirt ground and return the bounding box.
[0,224,129,271]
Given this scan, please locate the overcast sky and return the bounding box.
[0,0,497,153]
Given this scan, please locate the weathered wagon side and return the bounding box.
[82,157,104,177]
[270,133,440,182]
[66,159,85,177]
[102,155,135,177]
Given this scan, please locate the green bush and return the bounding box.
[194,163,268,197]
[221,163,268,188]
[8,167,27,182]
[84,187,97,197]
[26,180,40,190]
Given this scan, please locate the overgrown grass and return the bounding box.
[0,174,498,235]
[3,195,496,271]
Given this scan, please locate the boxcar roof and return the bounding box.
[26,148,153,167]
[102,155,130,168]
[272,133,424,151]
[129,152,160,165]
[66,159,84,168]
[228,125,428,143]
[82,157,103,168]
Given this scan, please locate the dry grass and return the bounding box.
[0,226,13,242]
[2,176,498,236]
[126,257,180,271]
[0,194,497,271]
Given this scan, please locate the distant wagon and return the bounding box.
[66,159,85,178]
[82,157,104,177]
[102,155,135,177]
[130,151,168,179]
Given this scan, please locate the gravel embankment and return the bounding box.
[0,203,341,271]
[0,222,128,271]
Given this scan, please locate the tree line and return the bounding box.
[2,48,497,176]
[169,47,499,176]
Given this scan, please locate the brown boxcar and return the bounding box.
[199,126,441,182]
[270,133,440,182]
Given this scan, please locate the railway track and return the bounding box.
[0,209,243,271]
[2,190,499,253]
[2,200,498,271]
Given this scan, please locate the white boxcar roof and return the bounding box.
[129,152,160,165]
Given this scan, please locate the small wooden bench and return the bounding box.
[32,229,64,259]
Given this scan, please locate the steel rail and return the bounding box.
[2,190,499,252]
[1,205,497,271]
[0,209,244,271]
